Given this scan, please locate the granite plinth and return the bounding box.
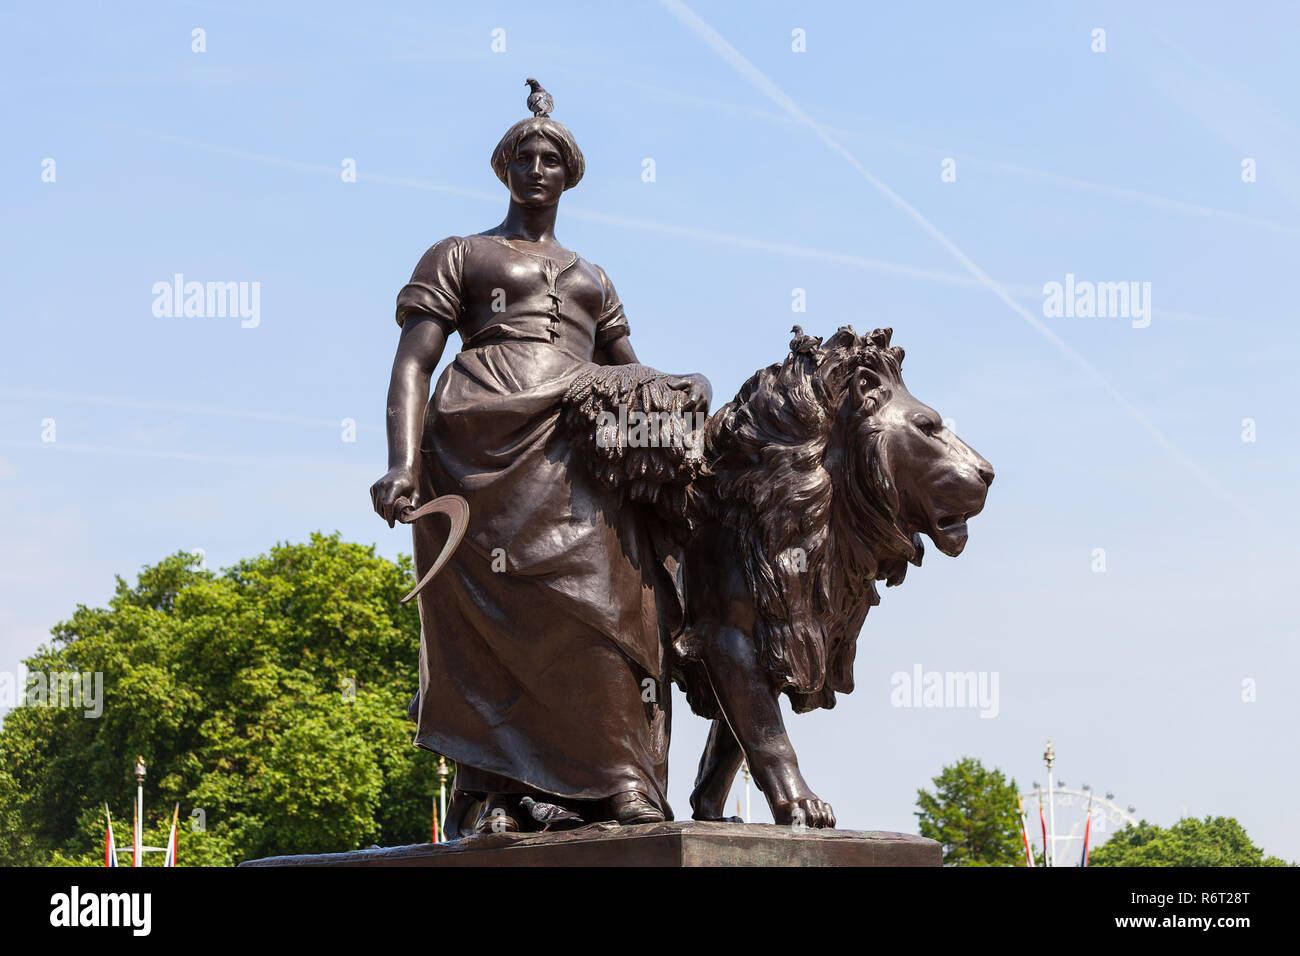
[239,820,940,867]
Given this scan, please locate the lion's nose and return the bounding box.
[977,462,994,487]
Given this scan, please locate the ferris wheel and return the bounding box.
[1019,741,1139,867]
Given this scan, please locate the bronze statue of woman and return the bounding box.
[370,81,711,835]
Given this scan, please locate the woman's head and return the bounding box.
[491,116,585,205]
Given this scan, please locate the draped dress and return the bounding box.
[394,232,682,819]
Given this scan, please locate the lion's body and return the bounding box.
[674,326,927,714]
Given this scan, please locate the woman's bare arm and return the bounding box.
[370,316,450,525]
[600,335,639,365]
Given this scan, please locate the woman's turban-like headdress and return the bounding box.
[490,78,585,190]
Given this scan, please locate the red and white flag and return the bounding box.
[1039,801,1048,867]
[104,805,118,868]
[163,804,180,868]
[1080,793,1094,868]
[1017,797,1034,867]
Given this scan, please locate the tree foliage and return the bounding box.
[915,757,1027,866]
[0,533,442,866]
[1089,816,1293,867]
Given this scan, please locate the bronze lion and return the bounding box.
[672,325,994,827]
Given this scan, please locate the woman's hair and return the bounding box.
[490,117,585,191]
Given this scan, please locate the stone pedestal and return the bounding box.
[240,821,940,867]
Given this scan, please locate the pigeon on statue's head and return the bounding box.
[525,78,554,117]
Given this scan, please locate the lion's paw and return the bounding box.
[773,797,836,829]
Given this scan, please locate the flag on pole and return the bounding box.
[104,805,118,868]
[432,797,440,844]
[1080,793,1094,868]
[1039,799,1048,867]
[1017,797,1034,867]
[132,797,142,868]
[163,804,180,868]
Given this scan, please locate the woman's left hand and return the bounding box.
[669,373,712,414]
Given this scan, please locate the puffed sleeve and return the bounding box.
[395,236,465,329]
[594,265,632,349]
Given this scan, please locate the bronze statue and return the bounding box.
[373,81,993,836]
[371,80,710,836]
[670,326,993,826]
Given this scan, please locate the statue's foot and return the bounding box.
[473,794,520,834]
[771,796,836,829]
[610,790,665,826]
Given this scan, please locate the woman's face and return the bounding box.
[506,133,567,207]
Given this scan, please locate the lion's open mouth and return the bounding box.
[929,512,971,556]
[935,513,969,534]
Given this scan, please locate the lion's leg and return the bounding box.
[689,719,744,821]
[699,626,836,828]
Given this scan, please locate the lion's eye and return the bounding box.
[915,416,939,437]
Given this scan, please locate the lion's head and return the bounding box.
[690,325,993,712]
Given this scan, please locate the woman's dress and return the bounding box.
[395,233,682,817]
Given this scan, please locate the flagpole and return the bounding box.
[741,763,751,823]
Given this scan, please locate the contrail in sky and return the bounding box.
[658,0,1253,523]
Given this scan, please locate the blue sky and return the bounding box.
[3,1,1298,860]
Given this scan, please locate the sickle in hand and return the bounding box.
[393,495,470,604]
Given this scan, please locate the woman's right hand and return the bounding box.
[370,464,418,528]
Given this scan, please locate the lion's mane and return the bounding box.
[680,326,921,713]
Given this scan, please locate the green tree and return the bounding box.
[1089,816,1293,867]
[0,533,444,866]
[916,757,1027,866]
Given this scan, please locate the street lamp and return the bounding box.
[133,756,146,867]
[436,757,449,842]
[1042,741,1056,867]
